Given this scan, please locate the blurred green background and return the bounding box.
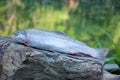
[0,0,120,64]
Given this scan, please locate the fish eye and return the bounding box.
[14,32,19,36]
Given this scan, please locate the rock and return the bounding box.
[103,73,120,80]
[104,64,119,70]
[0,37,104,80]
[103,64,120,80]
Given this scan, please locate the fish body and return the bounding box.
[12,28,108,60]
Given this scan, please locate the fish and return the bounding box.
[12,28,108,60]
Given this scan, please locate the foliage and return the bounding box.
[104,32,120,73]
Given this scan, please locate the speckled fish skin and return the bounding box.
[12,28,108,60]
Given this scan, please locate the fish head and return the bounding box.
[12,30,27,44]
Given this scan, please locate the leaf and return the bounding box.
[104,57,115,64]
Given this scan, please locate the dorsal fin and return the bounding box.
[50,30,67,36]
[26,28,67,36]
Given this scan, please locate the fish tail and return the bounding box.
[95,48,109,59]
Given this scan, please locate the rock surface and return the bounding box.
[103,73,120,80]
[0,37,104,80]
[104,64,119,70]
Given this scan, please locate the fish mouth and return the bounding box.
[12,35,16,39]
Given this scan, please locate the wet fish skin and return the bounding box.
[12,28,108,60]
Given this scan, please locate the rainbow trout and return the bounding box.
[12,28,108,60]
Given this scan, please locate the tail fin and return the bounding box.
[95,48,109,58]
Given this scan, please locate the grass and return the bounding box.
[104,31,120,74]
